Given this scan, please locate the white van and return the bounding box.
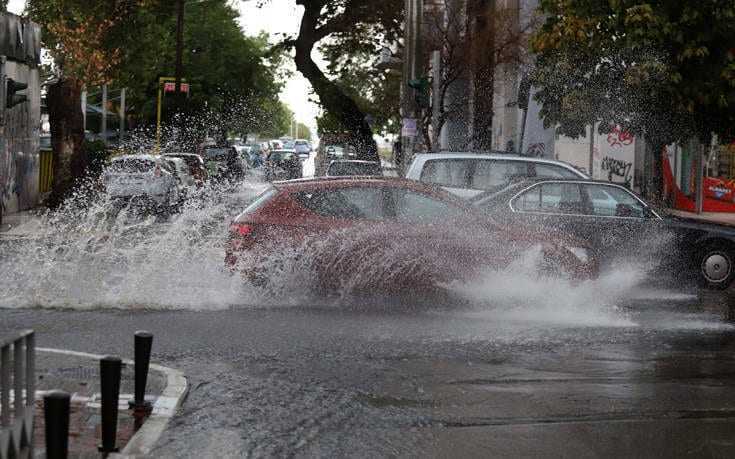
[405,152,588,199]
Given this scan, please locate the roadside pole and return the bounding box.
[101,84,108,146]
[155,81,162,152]
[400,0,423,174]
[120,88,126,144]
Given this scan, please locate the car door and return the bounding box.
[507,181,596,243]
[579,183,661,263]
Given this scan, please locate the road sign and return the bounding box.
[401,118,417,137]
[163,82,189,93]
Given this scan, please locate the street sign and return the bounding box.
[163,82,189,93]
[401,118,417,137]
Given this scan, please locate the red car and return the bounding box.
[226,177,595,295]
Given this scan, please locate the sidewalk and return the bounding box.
[668,209,735,227]
[33,350,166,457]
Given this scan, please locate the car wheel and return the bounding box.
[699,243,735,290]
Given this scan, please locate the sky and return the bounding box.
[7,0,321,137]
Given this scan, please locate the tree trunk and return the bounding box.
[293,3,378,162]
[643,138,665,205]
[47,78,86,208]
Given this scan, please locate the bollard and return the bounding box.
[98,355,122,453]
[44,390,70,459]
[129,330,153,411]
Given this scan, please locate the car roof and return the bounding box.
[111,154,159,162]
[272,176,430,190]
[470,177,642,203]
[328,160,380,165]
[412,152,586,173]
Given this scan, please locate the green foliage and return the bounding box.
[531,0,735,146]
[28,0,286,140]
[316,0,403,136]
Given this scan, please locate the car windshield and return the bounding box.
[204,148,230,159]
[328,162,381,176]
[108,158,156,173]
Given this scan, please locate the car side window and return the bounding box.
[583,184,646,218]
[534,163,581,179]
[513,183,588,215]
[420,159,471,188]
[392,189,466,222]
[294,187,386,220]
[471,160,528,191]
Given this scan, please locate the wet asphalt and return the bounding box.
[4,294,735,458]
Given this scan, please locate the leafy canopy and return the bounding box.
[531,0,735,145]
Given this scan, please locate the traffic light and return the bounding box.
[408,77,430,109]
[6,78,28,109]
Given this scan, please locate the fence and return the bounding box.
[0,330,35,459]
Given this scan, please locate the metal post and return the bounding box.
[156,81,163,152]
[81,89,87,131]
[101,84,108,146]
[13,340,23,415]
[588,123,595,178]
[25,332,34,410]
[44,390,70,459]
[694,141,704,214]
[98,356,122,453]
[1,345,9,427]
[129,331,153,411]
[119,88,126,145]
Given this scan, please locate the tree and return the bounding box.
[27,0,146,207]
[270,0,403,162]
[420,0,535,151]
[531,0,735,199]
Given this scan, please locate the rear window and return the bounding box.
[204,148,230,160]
[293,187,387,219]
[420,158,530,191]
[241,188,278,216]
[327,162,382,176]
[108,158,155,173]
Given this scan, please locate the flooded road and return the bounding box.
[3,174,735,457]
[4,298,735,457]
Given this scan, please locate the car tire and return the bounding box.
[699,243,735,290]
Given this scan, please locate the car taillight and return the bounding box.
[230,222,253,237]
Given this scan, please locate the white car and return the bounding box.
[164,156,196,196]
[294,139,311,159]
[405,152,588,199]
[103,155,181,209]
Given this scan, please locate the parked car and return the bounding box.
[164,153,208,187]
[326,160,382,177]
[225,177,596,294]
[472,178,735,289]
[325,145,345,160]
[103,155,180,211]
[163,157,196,200]
[405,152,588,199]
[294,139,311,159]
[203,146,246,182]
[264,149,302,181]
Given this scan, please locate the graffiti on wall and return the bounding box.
[600,156,633,187]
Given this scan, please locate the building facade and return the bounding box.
[0,13,42,221]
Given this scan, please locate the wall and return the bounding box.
[556,124,637,189]
[0,15,41,217]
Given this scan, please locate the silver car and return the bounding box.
[405,152,588,199]
[103,155,181,209]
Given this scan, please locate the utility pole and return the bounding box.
[101,84,108,146]
[400,0,423,172]
[174,0,185,107]
[119,88,126,144]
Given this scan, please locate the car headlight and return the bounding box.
[564,246,589,264]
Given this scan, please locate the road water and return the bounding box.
[1,174,726,329]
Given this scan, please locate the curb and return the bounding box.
[37,347,188,458]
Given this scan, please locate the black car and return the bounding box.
[265,150,302,181]
[472,178,735,289]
